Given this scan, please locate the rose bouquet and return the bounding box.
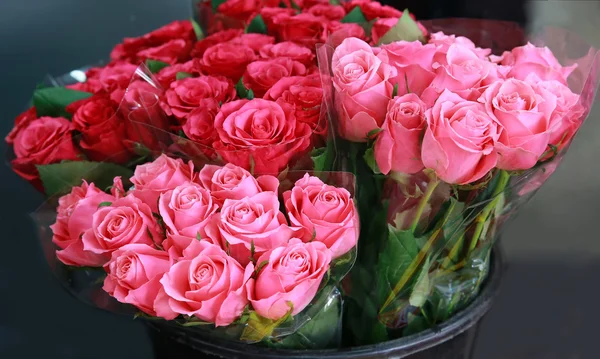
[315,8,600,345]
[33,153,359,348]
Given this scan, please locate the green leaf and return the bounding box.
[329,0,340,5]
[367,128,382,139]
[146,59,169,74]
[32,87,92,118]
[330,246,357,282]
[392,83,399,98]
[409,256,431,307]
[311,140,336,173]
[37,161,133,197]
[290,0,301,11]
[377,9,426,45]
[246,14,267,34]
[235,78,254,100]
[240,303,293,342]
[255,260,269,275]
[190,18,204,40]
[341,6,367,24]
[175,72,194,80]
[402,314,430,336]
[97,201,112,208]
[196,232,202,241]
[211,0,227,12]
[363,147,381,174]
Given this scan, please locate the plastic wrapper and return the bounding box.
[315,18,600,345]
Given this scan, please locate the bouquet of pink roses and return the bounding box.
[34,153,359,348]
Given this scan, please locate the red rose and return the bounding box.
[198,42,257,80]
[11,117,80,190]
[227,34,276,53]
[243,58,307,98]
[135,39,192,65]
[260,7,296,33]
[110,21,195,63]
[217,0,264,22]
[163,76,236,120]
[307,4,346,21]
[343,1,402,21]
[272,13,329,49]
[328,21,368,42]
[190,29,243,58]
[6,107,37,145]
[296,0,329,9]
[68,95,132,163]
[264,74,325,134]
[155,60,200,88]
[182,98,220,157]
[214,98,312,175]
[259,42,315,66]
[85,63,138,95]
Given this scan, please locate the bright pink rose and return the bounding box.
[480,78,556,170]
[163,76,236,121]
[259,42,315,66]
[307,4,346,21]
[11,117,81,191]
[213,99,312,175]
[378,40,437,96]
[51,182,114,267]
[111,176,127,199]
[249,238,331,320]
[264,74,324,134]
[85,63,138,94]
[198,163,279,205]
[332,37,396,142]
[81,194,162,260]
[537,78,585,151]
[272,13,329,48]
[283,175,358,258]
[135,39,192,65]
[198,42,257,80]
[103,244,171,316]
[227,33,276,53]
[155,242,254,326]
[181,98,220,149]
[428,31,491,64]
[375,93,428,175]
[494,42,577,84]
[215,192,296,265]
[6,107,37,145]
[191,29,244,58]
[130,154,196,210]
[158,182,219,238]
[422,90,499,184]
[155,60,199,88]
[424,44,500,104]
[242,58,307,98]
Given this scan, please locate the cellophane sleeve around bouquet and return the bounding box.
[316,12,600,345]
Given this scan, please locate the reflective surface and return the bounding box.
[1,1,600,358]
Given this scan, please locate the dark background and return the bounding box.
[1,0,600,358]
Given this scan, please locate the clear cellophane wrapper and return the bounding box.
[314,18,600,345]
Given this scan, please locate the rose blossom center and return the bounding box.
[498,91,533,112]
[280,251,309,274]
[217,170,243,188]
[191,262,214,288]
[116,256,133,280]
[343,63,365,80]
[108,214,130,235]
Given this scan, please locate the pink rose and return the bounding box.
[377,40,437,96]
[259,42,315,66]
[263,74,324,133]
[424,44,500,104]
[428,31,491,64]
[198,163,279,205]
[537,78,585,151]
[130,154,196,210]
[227,33,276,53]
[307,4,346,21]
[158,182,219,238]
[213,99,312,175]
[242,58,307,98]
[155,242,254,326]
[495,42,577,84]
[283,175,358,258]
[249,238,331,320]
[103,244,171,316]
[374,93,428,175]
[481,78,556,170]
[162,231,221,260]
[215,192,296,265]
[163,76,236,121]
[51,182,114,267]
[198,42,257,80]
[155,60,199,88]
[81,194,162,260]
[332,37,396,142]
[422,90,499,184]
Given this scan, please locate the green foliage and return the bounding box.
[33,87,92,118]
[377,10,426,45]
[145,59,169,74]
[341,6,367,24]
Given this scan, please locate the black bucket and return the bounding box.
[147,248,504,359]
